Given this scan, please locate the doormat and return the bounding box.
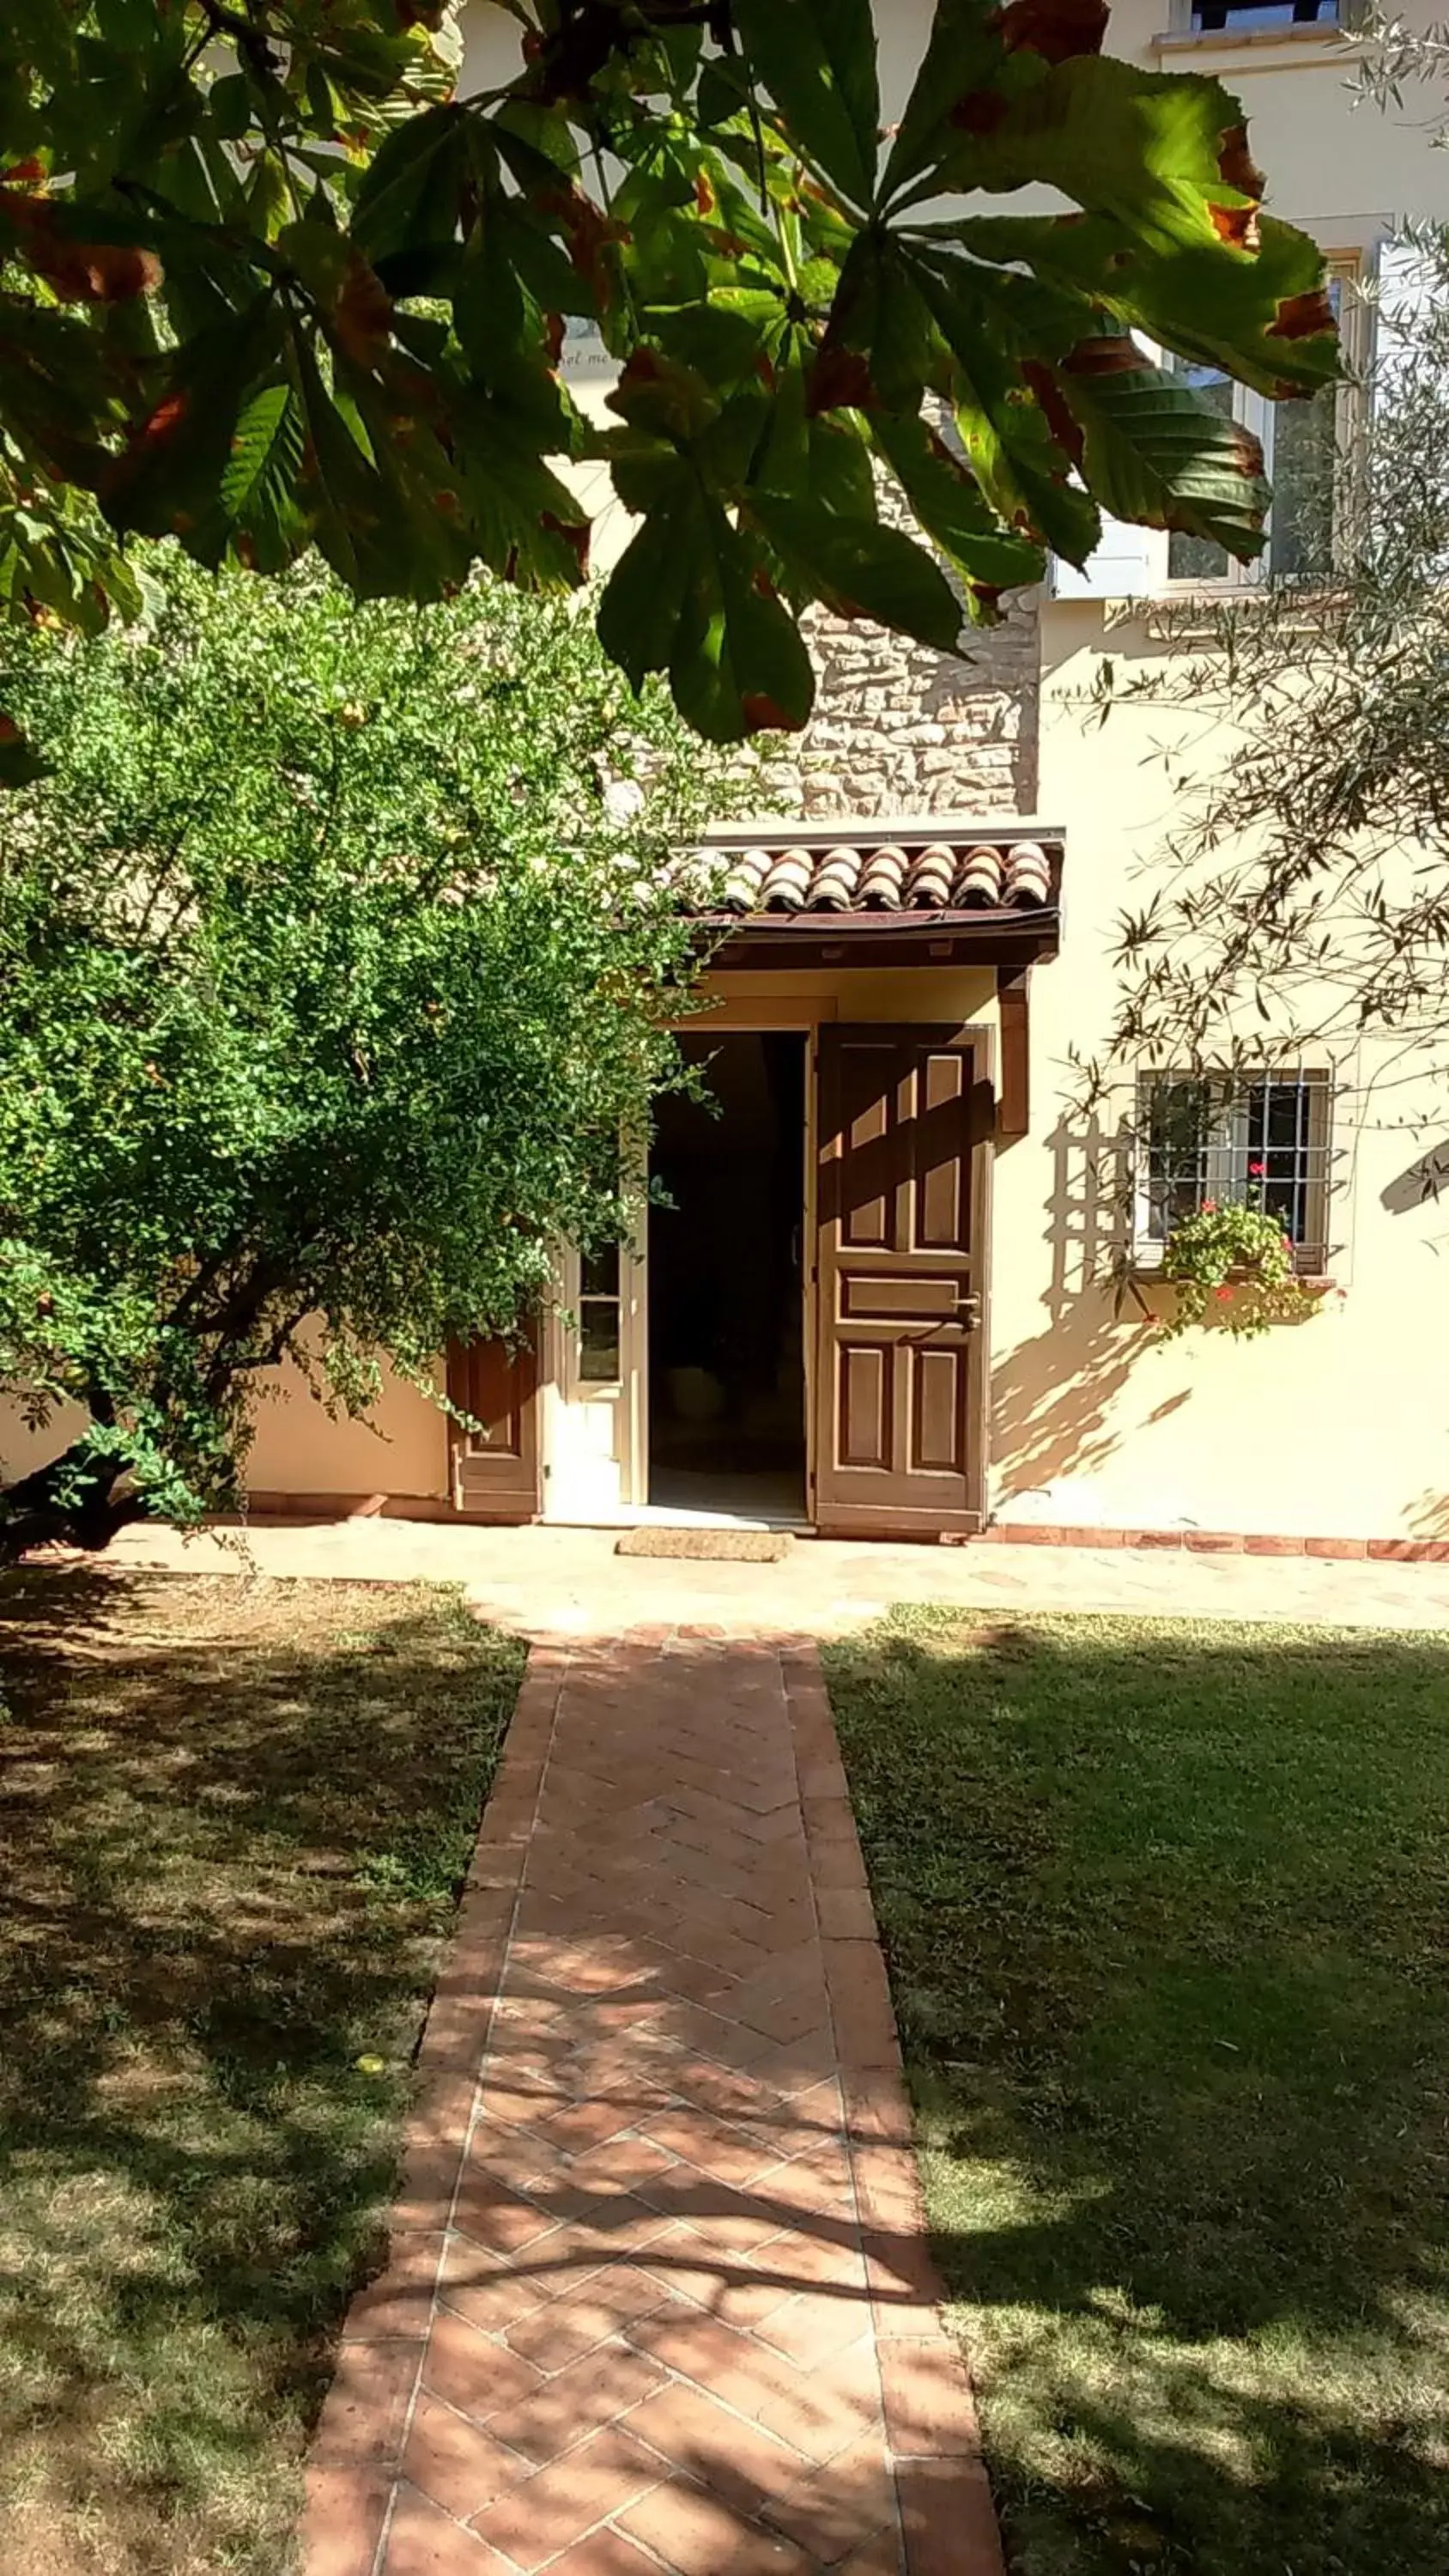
[615,1527,794,1562]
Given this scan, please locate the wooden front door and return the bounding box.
[814,1026,989,1537]
[446,1330,541,1521]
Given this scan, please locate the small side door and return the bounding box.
[814,1025,990,1537]
[446,1330,541,1521]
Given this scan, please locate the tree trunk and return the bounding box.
[0,1441,142,1562]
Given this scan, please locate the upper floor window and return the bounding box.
[1166,260,1361,587]
[1191,0,1337,25]
[1136,1071,1333,1272]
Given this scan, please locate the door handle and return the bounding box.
[955,1294,982,1328]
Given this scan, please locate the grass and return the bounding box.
[823,1608,1449,2576]
[0,1569,524,2576]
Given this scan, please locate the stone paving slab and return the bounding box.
[300,1628,1004,2576]
[101,1516,1449,1635]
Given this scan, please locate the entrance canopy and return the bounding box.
[681,818,1064,972]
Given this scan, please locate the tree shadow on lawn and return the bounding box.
[823,1611,1449,2576]
[0,1568,524,2576]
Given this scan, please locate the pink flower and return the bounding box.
[1248,1161,1265,1177]
[1202,1199,1217,1213]
[1215,1285,1234,1302]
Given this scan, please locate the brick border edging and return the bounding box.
[780,1643,1008,2576]
[979,1524,1449,1559]
[300,1642,569,2576]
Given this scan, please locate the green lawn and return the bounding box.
[0,1571,524,2576]
[823,1608,1449,2576]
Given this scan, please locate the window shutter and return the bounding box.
[1373,229,1443,410]
[1050,520,1161,600]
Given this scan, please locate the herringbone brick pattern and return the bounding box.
[302,1629,1003,2576]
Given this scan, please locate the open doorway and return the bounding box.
[648,1030,807,1523]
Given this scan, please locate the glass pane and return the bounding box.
[1269,278,1343,580]
[1244,1079,1312,1244]
[1193,0,1336,24]
[1144,1078,1215,1236]
[579,1301,621,1382]
[1144,1072,1326,1256]
[1167,366,1234,582]
[580,1242,621,1299]
[1270,392,1337,576]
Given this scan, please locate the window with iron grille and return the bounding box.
[1191,0,1337,28]
[1135,1072,1334,1271]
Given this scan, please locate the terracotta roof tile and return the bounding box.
[692,833,1059,919]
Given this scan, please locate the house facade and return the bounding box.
[14,0,1448,1551]
[246,0,1449,1550]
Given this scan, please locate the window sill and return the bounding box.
[1049,576,1350,618]
[1131,1261,1337,1290]
[1049,584,1262,617]
[1052,587,1347,636]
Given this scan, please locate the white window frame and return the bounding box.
[1175,0,1340,31]
[568,1236,627,1394]
[1160,379,1270,597]
[1052,258,1364,602]
[1161,255,1365,595]
[1131,1069,1335,1272]
[553,1126,648,1403]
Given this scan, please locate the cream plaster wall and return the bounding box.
[0,1361,450,1504]
[699,967,997,1025]
[1016,605,1449,1540]
[0,1398,88,1485]
[245,1355,449,1501]
[1003,3,1449,1540]
[1108,0,1443,247]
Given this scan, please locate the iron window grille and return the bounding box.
[1135,1071,1334,1273]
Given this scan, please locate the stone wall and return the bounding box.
[749,588,1040,822]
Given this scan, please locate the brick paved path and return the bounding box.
[303,1628,1003,2576]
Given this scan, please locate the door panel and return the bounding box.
[840,1343,890,1470]
[912,1344,967,1478]
[446,1329,540,1520]
[815,1027,989,1536]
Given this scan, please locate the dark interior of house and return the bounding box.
[648,1030,806,1522]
